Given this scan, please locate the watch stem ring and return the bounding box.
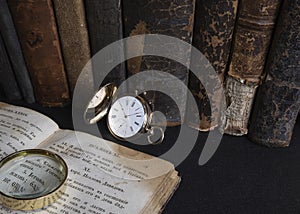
[147,126,164,145]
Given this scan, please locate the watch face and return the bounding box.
[88,87,106,109]
[107,96,146,139]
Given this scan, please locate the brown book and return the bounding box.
[52,0,91,95]
[223,0,282,135]
[248,0,300,147]
[123,0,196,126]
[8,0,70,107]
[187,0,239,131]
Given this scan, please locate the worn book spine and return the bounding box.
[248,0,300,147]
[187,0,239,131]
[8,0,70,107]
[0,35,22,101]
[0,0,35,103]
[223,0,282,136]
[85,0,125,87]
[52,0,91,95]
[123,0,196,126]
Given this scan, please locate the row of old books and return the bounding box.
[0,0,298,147]
[191,0,299,148]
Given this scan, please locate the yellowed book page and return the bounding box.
[0,102,59,159]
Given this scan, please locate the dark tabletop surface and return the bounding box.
[2,100,300,214]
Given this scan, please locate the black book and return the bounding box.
[85,0,126,87]
[122,0,196,126]
[248,0,300,147]
[0,0,35,103]
[0,34,22,101]
[187,0,238,131]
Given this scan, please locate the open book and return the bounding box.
[0,102,180,214]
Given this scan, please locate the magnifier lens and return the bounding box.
[0,150,67,210]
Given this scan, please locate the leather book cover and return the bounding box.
[187,0,239,131]
[0,0,35,103]
[248,0,300,147]
[8,0,70,107]
[52,0,91,95]
[85,0,126,87]
[223,0,282,135]
[0,34,22,101]
[123,0,196,126]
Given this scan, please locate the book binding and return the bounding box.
[52,0,91,95]
[224,0,282,135]
[8,0,70,107]
[248,0,300,147]
[187,0,238,131]
[85,0,126,88]
[123,0,196,126]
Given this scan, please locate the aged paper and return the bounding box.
[0,102,58,159]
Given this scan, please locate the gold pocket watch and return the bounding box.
[84,83,164,145]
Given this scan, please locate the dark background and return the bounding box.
[2,100,300,214]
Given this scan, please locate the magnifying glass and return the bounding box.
[0,149,68,210]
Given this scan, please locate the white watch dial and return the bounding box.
[88,88,106,108]
[108,96,146,139]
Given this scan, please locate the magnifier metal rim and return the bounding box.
[0,149,68,211]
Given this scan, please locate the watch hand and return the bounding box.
[125,112,143,117]
[117,118,126,128]
[118,101,127,117]
[119,120,126,128]
[126,97,130,112]
[118,122,128,136]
